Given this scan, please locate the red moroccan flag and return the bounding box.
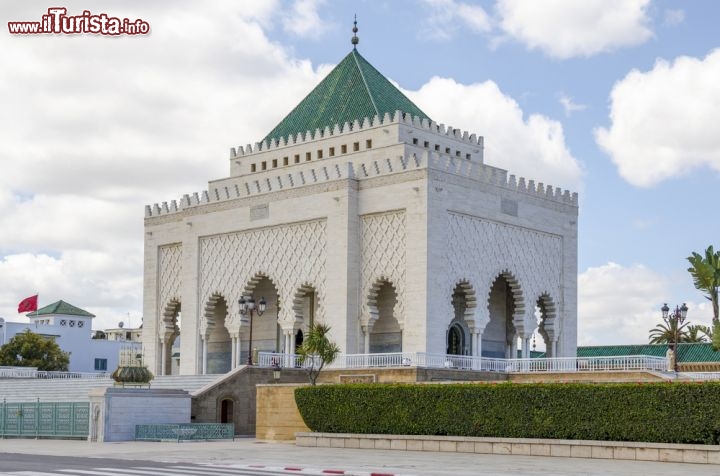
[18,295,38,313]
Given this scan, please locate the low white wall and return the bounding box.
[89,387,190,442]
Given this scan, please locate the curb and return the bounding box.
[210,463,409,476]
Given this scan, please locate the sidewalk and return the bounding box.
[1,438,719,476]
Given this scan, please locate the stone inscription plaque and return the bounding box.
[339,374,376,383]
[250,203,269,221]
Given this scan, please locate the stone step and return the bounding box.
[0,374,225,402]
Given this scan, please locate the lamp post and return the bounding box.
[662,302,688,372]
[239,295,266,365]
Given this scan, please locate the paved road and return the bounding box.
[0,454,311,476]
[1,438,719,475]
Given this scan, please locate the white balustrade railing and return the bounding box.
[680,372,720,380]
[0,366,109,379]
[257,352,668,374]
[0,366,38,378]
[36,370,110,379]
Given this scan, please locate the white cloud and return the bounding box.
[595,49,720,187]
[663,9,685,26]
[559,93,587,117]
[421,0,492,40]
[496,0,653,59]
[406,77,583,191]
[0,1,329,327]
[282,0,329,39]
[578,262,669,346]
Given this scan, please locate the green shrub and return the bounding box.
[295,382,720,444]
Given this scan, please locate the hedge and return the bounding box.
[295,382,720,444]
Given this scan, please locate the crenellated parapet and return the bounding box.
[229,110,483,159]
[145,148,577,219]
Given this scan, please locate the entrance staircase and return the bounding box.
[0,374,222,403]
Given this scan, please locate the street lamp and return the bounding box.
[662,302,688,372]
[272,360,282,381]
[239,295,266,365]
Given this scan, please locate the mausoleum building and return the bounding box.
[143,40,578,376]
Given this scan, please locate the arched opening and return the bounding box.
[534,294,557,357]
[446,282,475,356]
[482,275,518,359]
[369,281,401,353]
[241,275,281,363]
[220,398,234,424]
[205,295,231,374]
[295,329,304,352]
[293,284,317,336]
[161,300,181,375]
[447,323,465,355]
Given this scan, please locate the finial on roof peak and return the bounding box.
[351,14,359,48]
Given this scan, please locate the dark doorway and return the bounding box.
[295,329,304,351]
[220,398,234,424]
[447,323,465,355]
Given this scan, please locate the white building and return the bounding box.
[0,300,140,373]
[143,41,578,376]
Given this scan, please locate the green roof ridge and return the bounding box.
[577,343,720,362]
[262,49,430,144]
[27,300,95,318]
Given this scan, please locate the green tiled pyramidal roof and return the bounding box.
[27,300,95,318]
[577,343,720,363]
[263,49,430,144]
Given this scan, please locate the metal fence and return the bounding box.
[135,423,234,442]
[0,400,89,439]
[257,351,668,374]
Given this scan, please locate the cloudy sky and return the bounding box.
[1,0,718,346]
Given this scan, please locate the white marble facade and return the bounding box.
[143,112,578,376]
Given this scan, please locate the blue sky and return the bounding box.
[1,1,718,346]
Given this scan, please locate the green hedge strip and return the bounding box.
[295,382,720,444]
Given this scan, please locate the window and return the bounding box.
[94,358,108,371]
[60,320,67,327]
[329,147,335,156]
[272,159,278,168]
[445,147,450,154]
[366,139,372,149]
[69,320,76,327]
[77,321,84,328]
[423,141,429,148]
[283,156,289,166]
[466,153,471,160]
[412,138,418,145]
[353,142,360,152]
[456,151,461,157]
[306,152,311,161]
[317,149,323,159]
[341,144,347,154]
[294,154,300,164]
[261,161,267,171]
[434,144,440,151]
[251,164,257,172]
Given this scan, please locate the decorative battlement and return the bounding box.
[146,150,578,219]
[230,110,482,159]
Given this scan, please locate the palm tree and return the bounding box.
[686,324,712,343]
[687,245,720,348]
[297,323,340,385]
[649,314,689,344]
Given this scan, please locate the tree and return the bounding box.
[0,329,70,371]
[648,314,690,345]
[686,324,712,343]
[687,245,720,349]
[296,323,340,385]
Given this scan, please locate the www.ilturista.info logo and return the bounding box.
[8,7,150,35]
